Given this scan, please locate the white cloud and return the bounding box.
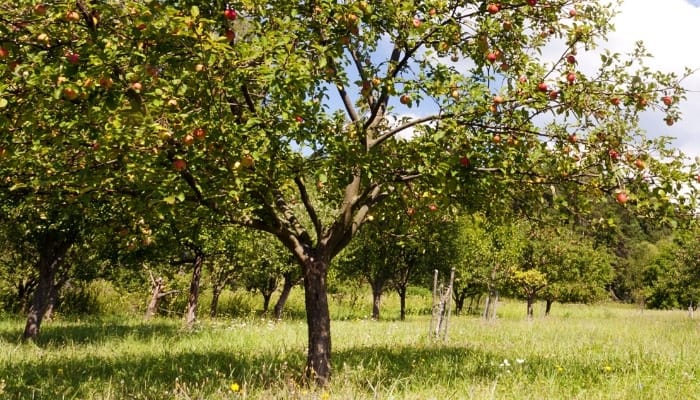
[602,0,700,159]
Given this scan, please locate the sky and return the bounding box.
[598,0,700,160]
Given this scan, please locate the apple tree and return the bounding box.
[2,0,697,384]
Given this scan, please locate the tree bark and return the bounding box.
[371,282,382,320]
[303,258,331,386]
[145,277,164,319]
[210,285,222,318]
[397,286,407,321]
[545,298,553,316]
[526,295,535,319]
[23,231,74,340]
[273,271,298,321]
[261,276,277,314]
[185,253,204,328]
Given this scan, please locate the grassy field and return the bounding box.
[1,295,699,399]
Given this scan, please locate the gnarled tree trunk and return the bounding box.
[23,231,74,340]
[274,270,299,321]
[185,252,204,328]
[303,258,331,386]
[370,281,383,320]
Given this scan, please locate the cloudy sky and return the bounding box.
[604,0,700,160]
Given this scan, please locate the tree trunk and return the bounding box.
[273,272,297,321]
[526,295,534,319]
[261,276,277,314]
[145,277,164,319]
[371,282,382,320]
[454,289,466,315]
[398,286,407,321]
[303,258,331,386]
[262,293,272,314]
[185,253,204,328]
[23,232,74,340]
[545,298,553,316]
[210,284,222,318]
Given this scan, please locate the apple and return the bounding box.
[34,4,47,15]
[62,87,78,100]
[413,18,421,28]
[65,10,81,22]
[193,127,206,139]
[241,154,254,168]
[37,33,49,42]
[615,191,628,204]
[172,159,187,171]
[487,3,500,14]
[406,207,416,216]
[569,9,577,17]
[610,97,620,106]
[503,21,513,30]
[549,90,559,100]
[492,134,501,144]
[429,8,437,16]
[65,52,80,64]
[428,204,438,211]
[608,149,620,161]
[400,94,410,105]
[499,62,509,71]
[99,76,113,89]
[566,54,576,64]
[224,9,237,20]
[451,89,460,99]
[661,96,673,106]
[225,29,235,42]
[459,156,470,167]
[195,63,206,72]
[0,47,8,59]
[518,75,528,84]
[295,116,304,123]
[131,82,143,92]
[182,134,195,145]
[566,72,576,84]
[665,117,674,126]
[568,134,577,143]
[634,159,645,169]
[637,97,648,108]
[493,95,504,104]
[527,0,537,5]
[537,82,548,92]
[486,52,498,63]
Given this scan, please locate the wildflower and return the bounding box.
[515,359,525,364]
[320,391,330,400]
[555,365,564,372]
[603,365,612,372]
[499,359,511,368]
[230,382,240,392]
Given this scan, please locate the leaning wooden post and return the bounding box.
[429,269,439,339]
[442,268,456,341]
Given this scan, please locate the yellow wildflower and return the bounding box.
[230,382,240,392]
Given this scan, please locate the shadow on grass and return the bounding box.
[0,317,180,346]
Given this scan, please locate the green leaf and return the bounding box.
[164,195,176,205]
[191,6,199,18]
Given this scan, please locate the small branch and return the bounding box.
[295,176,323,243]
[369,114,449,149]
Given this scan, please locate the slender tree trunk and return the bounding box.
[398,286,407,321]
[185,253,204,328]
[23,232,73,340]
[371,282,382,320]
[454,289,466,315]
[145,277,164,319]
[210,284,222,318]
[261,276,277,314]
[273,272,297,321]
[526,295,534,319]
[545,298,553,316]
[303,258,331,386]
[262,293,272,314]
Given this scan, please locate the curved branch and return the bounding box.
[368,113,450,149]
[295,176,322,243]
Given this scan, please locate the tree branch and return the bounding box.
[295,176,323,244]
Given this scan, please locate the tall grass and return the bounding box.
[2,293,699,399]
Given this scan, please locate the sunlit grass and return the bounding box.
[1,297,699,399]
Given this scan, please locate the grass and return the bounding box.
[1,294,699,399]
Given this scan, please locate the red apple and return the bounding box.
[610,97,620,106]
[486,52,498,63]
[665,117,674,126]
[400,94,410,105]
[459,156,470,167]
[99,76,113,89]
[413,18,421,28]
[34,4,47,15]
[407,207,416,216]
[172,159,187,172]
[493,95,504,104]
[295,116,304,123]
[527,0,537,5]
[182,134,195,145]
[499,62,509,71]
[608,149,620,161]
[637,97,648,108]
[661,96,673,106]
[492,134,501,144]
[0,47,8,59]
[566,72,576,84]
[487,3,500,14]
[518,75,528,84]
[537,82,548,92]
[225,29,235,42]
[566,54,576,64]
[615,191,628,204]
[569,9,577,17]
[568,134,577,143]
[65,52,80,64]
[62,87,78,100]
[241,154,254,168]
[549,90,559,100]
[634,159,645,169]
[65,10,81,22]
[193,127,206,140]
[428,204,438,211]
[224,9,237,20]
[131,82,142,92]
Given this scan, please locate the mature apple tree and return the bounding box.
[2,0,697,384]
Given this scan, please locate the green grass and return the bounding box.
[1,298,699,399]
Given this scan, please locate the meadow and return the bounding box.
[1,290,699,399]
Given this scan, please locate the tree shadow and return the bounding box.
[0,317,180,346]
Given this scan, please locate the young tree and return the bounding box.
[2,0,697,384]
